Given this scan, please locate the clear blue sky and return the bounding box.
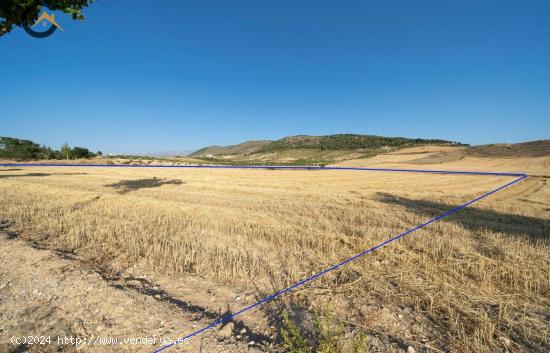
[1,0,549,154]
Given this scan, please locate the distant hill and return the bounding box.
[190,136,550,164]
[189,140,271,156]
[188,134,465,165]
[191,134,463,156]
[386,140,550,166]
[468,140,550,158]
[262,134,463,152]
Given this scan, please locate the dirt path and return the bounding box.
[0,233,267,353]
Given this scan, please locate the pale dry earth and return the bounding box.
[335,145,550,176]
[0,232,266,353]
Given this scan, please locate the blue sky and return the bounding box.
[1,0,549,154]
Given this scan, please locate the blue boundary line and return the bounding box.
[0,163,528,352]
[0,163,525,177]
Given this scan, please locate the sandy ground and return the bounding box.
[0,233,268,353]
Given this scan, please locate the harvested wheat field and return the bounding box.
[0,161,549,353]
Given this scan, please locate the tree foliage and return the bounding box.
[0,136,98,160]
[0,137,43,160]
[0,0,93,36]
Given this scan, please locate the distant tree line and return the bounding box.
[259,134,467,152]
[0,137,102,160]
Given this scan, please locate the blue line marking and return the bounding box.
[0,162,526,177]
[152,174,527,353]
[0,163,528,352]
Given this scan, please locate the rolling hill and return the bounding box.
[189,140,271,157]
[188,134,465,165]
[467,140,550,157]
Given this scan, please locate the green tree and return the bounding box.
[60,142,71,160]
[0,0,93,36]
[0,136,98,160]
[69,146,93,159]
[0,137,42,160]
[40,145,56,159]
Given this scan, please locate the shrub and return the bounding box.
[280,309,367,353]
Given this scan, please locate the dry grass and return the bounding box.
[0,164,548,352]
[336,145,550,176]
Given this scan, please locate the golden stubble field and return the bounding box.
[0,162,548,352]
